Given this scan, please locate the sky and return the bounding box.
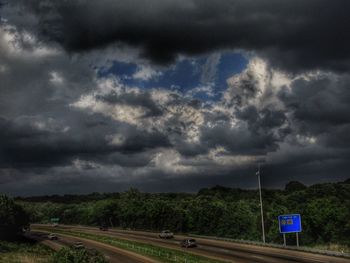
[0,0,350,196]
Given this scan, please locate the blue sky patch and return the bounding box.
[97,52,248,101]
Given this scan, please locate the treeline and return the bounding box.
[17,180,350,247]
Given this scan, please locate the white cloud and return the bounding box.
[0,25,60,60]
[150,149,195,175]
[296,134,317,145]
[0,64,8,73]
[200,52,221,84]
[72,93,146,125]
[49,71,64,85]
[106,133,126,146]
[71,77,206,143]
[133,65,163,80]
[186,84,215,98]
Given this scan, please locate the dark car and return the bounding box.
[99,225,108,231]
[180,239,197,248]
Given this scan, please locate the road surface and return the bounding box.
[27,230,158,263]
[33,224,350,263]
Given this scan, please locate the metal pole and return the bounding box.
[257,164,266,244]
[283,233,286,246]
[296,232,299,247]
[109,217,114,228]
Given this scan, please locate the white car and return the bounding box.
[73,241,84,249]
[48,233,58,240]
[159,230,174,239]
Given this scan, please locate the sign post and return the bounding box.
[256,165,265,244]
[296,232,299,247]
[278,214,302,247]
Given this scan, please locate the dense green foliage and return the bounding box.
[17,180,350,247]
[0,239,53,263]
[0,240,106,263]
[0,195,29,240]
[49,247,107,263]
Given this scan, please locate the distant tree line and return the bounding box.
[16,180,350,247]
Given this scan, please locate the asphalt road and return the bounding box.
[33,224,350,263]
[27,231,158,263]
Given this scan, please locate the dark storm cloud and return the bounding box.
[0,20,170,171]
[277,73,350,152]
[201,123,280,155]
[0,116,114,168]
[6,0,350,71]
[279,74,350,127]
[263,143,350,188]
[1,0,350,195]
[237,106,288,131]
[117,130,171,153]
[0,113,170,169]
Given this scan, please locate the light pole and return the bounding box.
[256,164,266,244]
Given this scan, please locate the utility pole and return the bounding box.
[257,164,266,244]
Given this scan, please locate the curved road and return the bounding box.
[27,231,158,263]
[33,224,350,263]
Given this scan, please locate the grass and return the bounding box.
[0,239,53,263]
[310,243,350,254]
[34,227,226,263]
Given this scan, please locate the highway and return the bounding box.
[27,230,158,263]
[32,224,350,263]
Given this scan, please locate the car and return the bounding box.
[48,233,58,240]
[22,225,31,233]
[159,230,174,239]
[73,241,84,249]
[99,225,108,231]
[181,239,197,248]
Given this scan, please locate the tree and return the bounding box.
[92,199,120,227]
[218,201,258,240]
[285,181,307,192]
[0,194,29,239]
[17,181,350,247]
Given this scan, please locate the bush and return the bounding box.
[0,194,29,240]
[50,247,108,263]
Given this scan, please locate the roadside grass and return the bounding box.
[0,239,53,263]
[310,243,350,254]
[34,227,226,263]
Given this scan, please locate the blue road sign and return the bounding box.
[278,214,302,233]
